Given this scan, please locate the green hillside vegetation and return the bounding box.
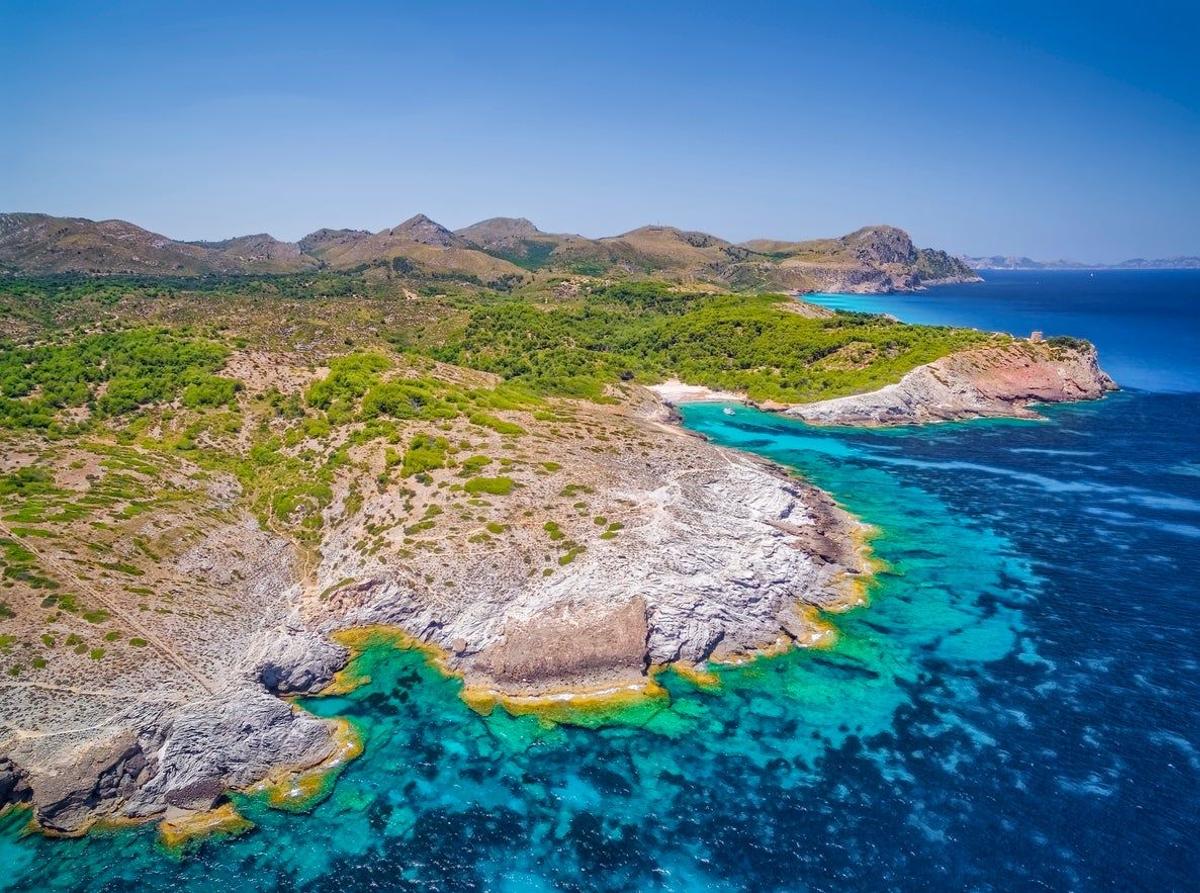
[433,282,995,403]
[0,274,995,432]
[0,329,233,431]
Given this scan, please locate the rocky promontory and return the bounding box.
[0,327,1113,840]
[786,340,1116,426]
[0,375,870,838]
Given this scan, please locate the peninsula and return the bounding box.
[0,212,1110,839]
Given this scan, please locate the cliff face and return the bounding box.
[752,226,980,293]
[787,341,1116,426]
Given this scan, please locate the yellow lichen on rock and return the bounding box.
[329,625,455,678]
[244,718,363,813]
[789,605,839,649]
[157,802,253,850]
[827,522,884,611]
[665,662,722,690]
[461,678,668,726]
[710,634,796,667]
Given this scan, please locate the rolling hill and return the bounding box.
[0,210,980,292]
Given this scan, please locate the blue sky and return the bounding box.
[2,0,1197,260]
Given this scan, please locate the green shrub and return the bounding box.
[181,375,240,408]
[464,476,515,496]
[458,455,492,475]
[401,434,449,477]
[305,353,390,411]
[362,379,456,421]
[468,412,525,436]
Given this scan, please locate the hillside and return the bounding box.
[0,265,1115,839]
[1,210,979,293]
[457,218,979,292]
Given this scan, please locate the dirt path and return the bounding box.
[0,520,219,696]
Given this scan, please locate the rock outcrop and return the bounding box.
[0,757,31,811]
[767,226,981,293]
[787,341,1116,426]
[16,691,338,835]
[472,597,651,693]
[252,624,350,695]
[310,430,869,698]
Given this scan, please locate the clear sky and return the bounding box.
[2,0,1197,261]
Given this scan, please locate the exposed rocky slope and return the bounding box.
[312,416,867,697]
[0,213,212,275]
[1,210,978,293]
[0,354,868,836]
[787,340,1116,425]
[299,214,525,283]
[458,218,980,292]
[745,225,980,292]
[189,234,318,274]
[0,213,320,276]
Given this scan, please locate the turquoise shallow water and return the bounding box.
[3,274,1199,890]
[0,404,1042,890]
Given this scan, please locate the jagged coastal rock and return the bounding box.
[787,341,1116,426]
[20,693,337,835]
[252,625,350,695]
[0,393,869,836]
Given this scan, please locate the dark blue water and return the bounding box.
[807,270,1200,393]
[2,273,1198,891]
[681,393,1200,890]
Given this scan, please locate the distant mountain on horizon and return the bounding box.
[960,254,1200,271]
[0,211,979,294]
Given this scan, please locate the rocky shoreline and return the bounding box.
[651,340,1116,427]
[0,338,1114,842]
[0,396,873,839]
[786,341,1116,426]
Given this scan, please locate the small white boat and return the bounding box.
[723,406,735,415]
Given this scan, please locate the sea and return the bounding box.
[1,270,1197,892]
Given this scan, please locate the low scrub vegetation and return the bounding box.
[463,476,515,496]
[433,283,993,402]
[0,329,232,431]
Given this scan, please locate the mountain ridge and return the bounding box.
[0,210,979,292]
[960,253,1200,271]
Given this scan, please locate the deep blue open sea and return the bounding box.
[1,272,1198,891]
